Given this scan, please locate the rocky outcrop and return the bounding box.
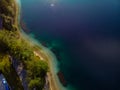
[10,57,28,90]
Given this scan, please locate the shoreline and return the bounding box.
[15,0,63,90]
[20,31,62,90]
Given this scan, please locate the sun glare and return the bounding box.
[50,3,55,7]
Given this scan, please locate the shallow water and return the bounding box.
[20,0,120,90]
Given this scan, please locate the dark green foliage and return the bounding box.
[0,0,15,17]
[0,0,49,89]
[27,60,48,89]
[28,78,45,90]
[0,55,24,90]
[0,30,33,61]
[0,0,16,31]
[0,30,49,89]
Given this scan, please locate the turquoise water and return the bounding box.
[20,0,120,90]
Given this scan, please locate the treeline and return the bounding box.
[0,30,48,89]
[0,0,15,17]
[0,0,17,30]
[0,55,24,90]
[0,0,49,89]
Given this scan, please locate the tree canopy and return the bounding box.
[0,0,49,89]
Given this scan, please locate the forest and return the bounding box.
[0,0,49,89]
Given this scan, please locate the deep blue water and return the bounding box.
[21,0,120,90]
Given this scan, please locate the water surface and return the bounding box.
[20,0,120,90]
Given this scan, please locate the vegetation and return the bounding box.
[0,0,16,31]
[27,60,48,89]
[0,28,48,90]
[0,0,15,17]
[0,54,24,90]
[0,0,49,89]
